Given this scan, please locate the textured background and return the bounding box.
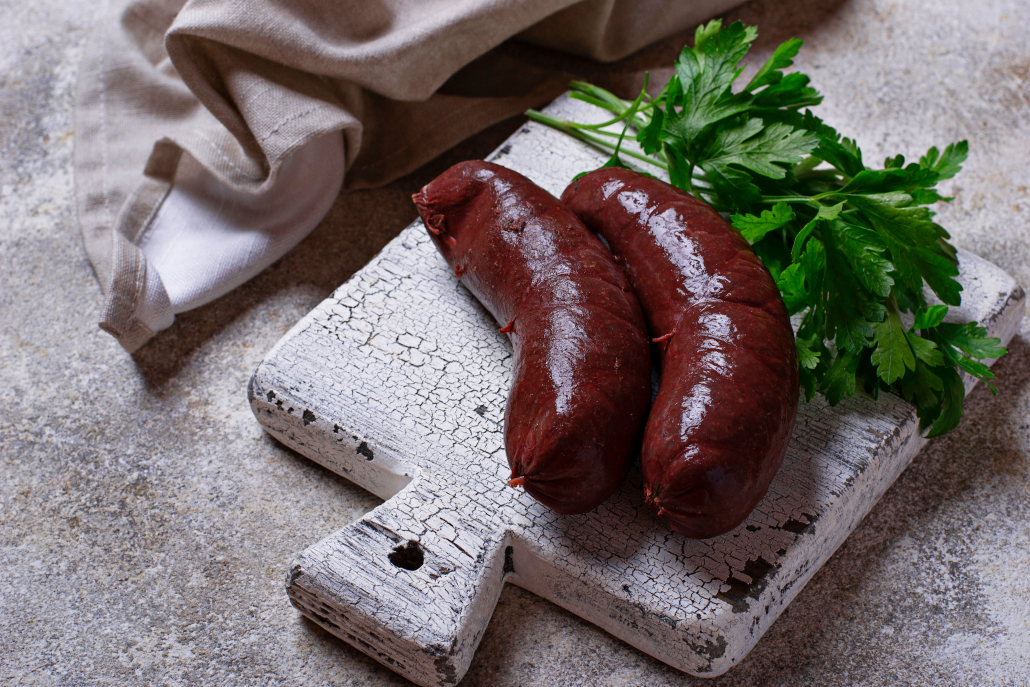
[1,0,1028,685]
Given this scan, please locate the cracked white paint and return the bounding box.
[248,95,1026,687]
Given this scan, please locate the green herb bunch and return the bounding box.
[527,19,1005,436]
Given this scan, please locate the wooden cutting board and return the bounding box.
[248,94,1025,687]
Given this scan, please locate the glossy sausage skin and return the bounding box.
[562,168,798,538]
[413,161,651,514]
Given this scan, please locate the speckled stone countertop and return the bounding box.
[2,0,1028,685]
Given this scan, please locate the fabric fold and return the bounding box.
[75,0,743,352]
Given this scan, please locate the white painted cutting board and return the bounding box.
[248,94,1025,686]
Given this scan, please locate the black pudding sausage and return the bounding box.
[413,161,652,514]
[562,168,798,537]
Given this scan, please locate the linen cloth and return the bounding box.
[75,0,742,352]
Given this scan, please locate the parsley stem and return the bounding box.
[568,81,628,109]
[526,110,669,170]
[567,83,653,132]
[568,81,650,130]
[568,92,622,115]
[761,195,821,204]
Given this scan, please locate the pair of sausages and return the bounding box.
[414,161,798,538]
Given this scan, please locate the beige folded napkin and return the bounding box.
[75,0,742,352]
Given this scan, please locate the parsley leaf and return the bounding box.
[814,135,865,177]
[925,367,965,437]
[870,301,915,384]
[936,322,1006,360]
[666,21,757,145]
[751,73,822,109]
[900,360,944,414]
[699,159,763,210]
[777,237,824,314]
[527,20,1006,435]
[744,38,803,92]
[732,201,795,244]
[705,120,818,179]
[912,304,949,330]
[826,219,895,298]
[907,332,944,367]
[822,234,878,353]
[822,349,860,405]
[920,141,968,181]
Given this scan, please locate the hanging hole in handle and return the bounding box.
[389,540,425,571]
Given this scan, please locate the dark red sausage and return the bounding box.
[413,161,651,515]
[562,168,798,538]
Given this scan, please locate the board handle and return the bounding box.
[286,472,511,687]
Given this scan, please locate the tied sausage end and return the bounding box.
[645,460,771,540]
[504,399,633,515]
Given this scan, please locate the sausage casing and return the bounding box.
[413,161,651,514]
[562,168,798,537]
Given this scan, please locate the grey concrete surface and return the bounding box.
[1,0,1028,685]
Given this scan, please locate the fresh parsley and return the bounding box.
[527,19,1005,436]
